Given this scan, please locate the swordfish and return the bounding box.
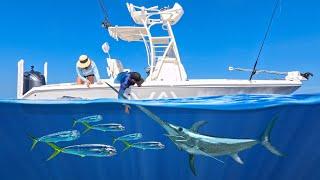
[137,105,283,175]
[104,82,283,176]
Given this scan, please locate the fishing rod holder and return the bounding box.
[101,20,112,29]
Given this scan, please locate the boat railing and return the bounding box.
[108,3,187,82]
[127,3,183,26]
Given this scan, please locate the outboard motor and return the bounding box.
[300,72,314,80]
[23,66,46,94]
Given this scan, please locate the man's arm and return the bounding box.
[76,67,87,82]
[92,62,101,81]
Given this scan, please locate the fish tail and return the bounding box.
[81,122,92,134]
[121,140,132,152]
[28,134,38,151]
[72,119,77,128]
[260,116,283,156]
[112,136,117,144]
[46,142,63,161]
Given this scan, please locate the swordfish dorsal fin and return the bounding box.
[190,120,208,132]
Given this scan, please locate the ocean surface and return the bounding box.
[0,94,319,180]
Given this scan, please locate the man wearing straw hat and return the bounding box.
[76,54,101,87]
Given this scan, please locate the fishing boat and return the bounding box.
[17,2,312,100]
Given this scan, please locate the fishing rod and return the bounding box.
[104,82,167,126]
[98,0,112,29]
[104,82,124,98]
[249,0,281,80]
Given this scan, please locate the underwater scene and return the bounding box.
[0,94,320,180]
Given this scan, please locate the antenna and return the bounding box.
[98,0,112,29]
[249,0,281,80]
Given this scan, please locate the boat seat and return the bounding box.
[107,58,125,79]
[160,3,184,25]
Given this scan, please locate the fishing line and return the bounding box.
[98,0,112,29]
[249,0,282,80]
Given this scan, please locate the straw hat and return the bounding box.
[77,55,91,69]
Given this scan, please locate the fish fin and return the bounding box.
[27,134,38,151]
[260,116,283,156]
[46,142,62,161]
[230,153,244,164]
[82,122,92,134]
[165,134,182,150]
[189,154,197,176]
[164,134,175,142]
[121,141,132,152]
[112,136,117,144]
[72,119,77,128]
[190,120,207,133]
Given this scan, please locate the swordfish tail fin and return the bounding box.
[81,122,93,134]
[260,116,283,156]
[46,142,63,161]
[28,134,39,151]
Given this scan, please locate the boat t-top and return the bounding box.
[17,2,312,100]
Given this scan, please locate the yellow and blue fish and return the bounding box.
[29,130,80,150]
[46,143,117,160]
[73,115,103,127]
[113,133,143,144]
[81,122,125,134]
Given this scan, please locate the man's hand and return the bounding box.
[86,80,92,88]
[124,105,131,114]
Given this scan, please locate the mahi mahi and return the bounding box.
[73,115,103,127]
[29,130,80,150]
[46,143,117,160]
[113,133,143,144]
[81,122,125,134]
[122,141,165,151]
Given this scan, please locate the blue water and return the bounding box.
[0,94,320,180]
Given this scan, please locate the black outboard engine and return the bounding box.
[23,66,46,94]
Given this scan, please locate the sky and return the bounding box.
[0,0,319,98]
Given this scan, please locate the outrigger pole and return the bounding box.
[231,66,314,80]
[230,66,287,76]
[249,0,281,80]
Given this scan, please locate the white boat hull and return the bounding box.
[21,79,301,100]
